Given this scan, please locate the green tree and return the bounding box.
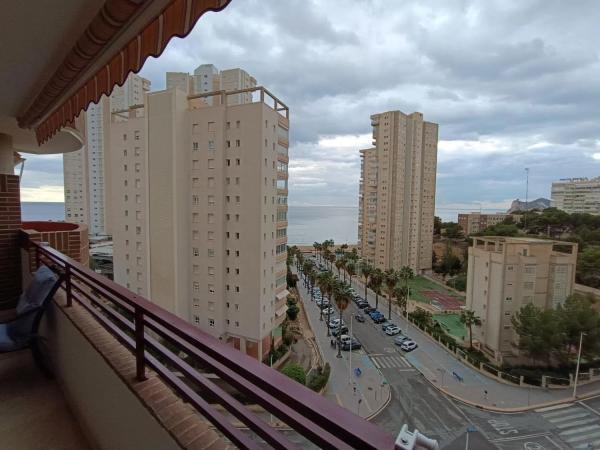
[436,244,462,279]
[443,222,463,239]
[577,246,600,288]
[281,363,306,385]
[558,293,600,359]
[460,309,482,349]
[286,304,299,321]
[397,266,414,316]
[333,281,352,357]
[317,271,334,324]
[434,216,442,235]
[511,303,562,364]
[480,223,520,236]
[384,269,400,320]
[359,261,373,303]
[346,261,357,285]
[369,268,384,310]
[410,309,433,328]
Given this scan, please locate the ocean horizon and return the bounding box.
[21,202,359,245]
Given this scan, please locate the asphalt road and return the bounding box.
[302,256,600,449]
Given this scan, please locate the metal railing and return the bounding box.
[23,236,395,450]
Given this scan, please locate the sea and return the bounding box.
[21,202,359,245]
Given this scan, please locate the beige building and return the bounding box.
[358,111,438,273]
[106,79,290,360]
[64,74,150,234]
[458,212,521,235]
[466,237,577,364]
[551,177,600,215]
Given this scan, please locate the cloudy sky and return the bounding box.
[23,0,600,220]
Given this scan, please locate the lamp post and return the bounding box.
[349,314,354,381]
[573,331,586,398]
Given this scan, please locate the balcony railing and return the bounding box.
[22,236,395,450]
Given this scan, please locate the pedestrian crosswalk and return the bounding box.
[539,404,600,449]
[370,354,412,369]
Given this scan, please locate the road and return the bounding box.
[299,255,600,449]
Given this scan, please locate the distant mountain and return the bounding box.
[507,198,551,213]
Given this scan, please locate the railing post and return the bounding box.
[35,246,41,269]
[135,306,146,381]
[65,265,73,307]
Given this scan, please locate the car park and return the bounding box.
[385,325,401,336]
[394,335,410,345]
[354,313,365,323]
[400,340,418,352]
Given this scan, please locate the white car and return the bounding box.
[328,318,344,328]
[400,340,418,352]
[385,325,401,336]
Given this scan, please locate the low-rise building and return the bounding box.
[458,212,521,235]
[466,237,577,364]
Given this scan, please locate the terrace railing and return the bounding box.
[22,235,396,450]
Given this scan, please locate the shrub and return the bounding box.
[282,331,294,346]
[307,363,331,392]
[282,363,306,385]
[286,304,300,321]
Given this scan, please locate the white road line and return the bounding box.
[548,412,590,423]
[563,430,600,444]
[542,407,579,418]
[574,442,600,450]
[537,403,575,413]
[556,417,598,429]
[491,432,551,442]
[560,424,600,436]
[579,401,600,417]
[379,358,391,368]
[389,356,403,367]
[371,358,381,369]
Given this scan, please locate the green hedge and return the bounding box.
[307,363,331,392]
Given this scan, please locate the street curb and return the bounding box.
[364,377,392,421]
[419,371,600,413]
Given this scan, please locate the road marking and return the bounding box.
[536,403,574,413]
[560,424,600,436]
[579,401,600,417]
[548,412,590,423]
[541,406,580,418]
[563,430,600,445]
[555,417,598,429]
[491,432,551,442]
[371,358,381,368]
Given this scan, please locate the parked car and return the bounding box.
[357,301,369,309]
[328,318,344,328]
[400,340,418,352]
[331,326,349,337]
[354,313,365,323]
[373,315,387,324]
[381,321,395,331]
[385,325,401,336]
[368,310,382,319]
[394,335,410,345]
[341,339,362,351]
[363,306,374,314]
[322,307,335,316]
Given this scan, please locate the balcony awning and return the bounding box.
[275,289,290,301]
[18,0,231,145]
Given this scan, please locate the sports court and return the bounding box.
[432,313,466,341]
[423,290,463,311]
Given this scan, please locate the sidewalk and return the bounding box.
[319,263,600,411]
[294,270,390,420]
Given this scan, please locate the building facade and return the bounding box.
[63,74,150,235]
[458,212,522,235]
[358,111,438,273]
[466,237,577,364]
[107,80,289,360]
[551,177,600,215]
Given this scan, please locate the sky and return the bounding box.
[21,0,600,221]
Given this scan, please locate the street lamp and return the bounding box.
[573,331,586,398]
[348,314,354,379]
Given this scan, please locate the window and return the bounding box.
[235,177,240,185]
[207,231,214,240]
[136,226,141,235]
[208,140,215,150]
[192,247,199,256]
[193,194,199,205]
[123,149,128,157]
[193,282,200,292]
[208,284,215,294]
[236,158,240,166]
[236,120,240,129]
[193,142,199,151]
[208,213,215,224]
[226,159,231,166]
[123,134,127,141]
[235,195,240,204]
[208,195,215,206]
[208,122,215,132]
[208,177,215,188]
[236,139,240,147]
[208,249,215,257]
[135,163,141,172]
[209,319,215,327]
[226,140,231,148]
[134,131,140,140]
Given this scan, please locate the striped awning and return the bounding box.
[18,0,231,145]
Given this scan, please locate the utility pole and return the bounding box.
[524,167,530,229]
[573,331,586,398]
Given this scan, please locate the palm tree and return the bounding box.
[346,261,357,287]
[307,267,317,302]
[327,251,336,272]
[334,258,344,278]
[333,281,352,358]
[384,269,400,320]
[359,261,373,303]
[393,285,408,317]
[397,266,414,317]
[369,268,384,310]
[317,271,334,331]
[460,309,482,349]
[302,260,314,288]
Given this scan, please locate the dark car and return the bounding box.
[331,326,349,337]
[373,315,387,324]
[363,306,374,314]
[341,339,362,351]
[368,310,382,318]
[357,301,369,309]
[354,313,365,323]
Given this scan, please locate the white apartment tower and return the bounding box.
[63,74,150,234]
[358,111,438,273]
[551,177,600,215]
[107,76,290,360]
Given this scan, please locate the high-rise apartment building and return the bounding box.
[466,237,577,364]
[63,74,150,235]
[107,78,290,360]
[458,212,522,235]
[358,111,438,273]
[551,177,600,215]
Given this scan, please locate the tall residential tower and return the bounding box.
[63,74,150,235]
[107,72,289,360]
[358,111,438,273]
